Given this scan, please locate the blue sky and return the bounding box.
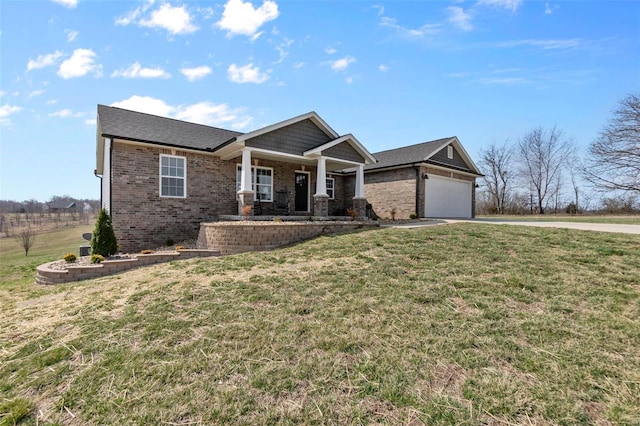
[1,0,638,202]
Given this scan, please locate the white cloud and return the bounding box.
[497,38,581,50]
[544,2,559,14]
[65,29,79,41]
[380,16,441,38]
[476,0,522,12]
[325,46,337,55]
[274,38,293,64]
[52,0,77,8]
[26,51,64,71]
[447,6,473,31]
[57,48,102,79]
[293,62,306,69]
[0,104,22,118]
[140,3,198,34]
[378,64,390,72]
[0,104,22,126]
[372,4,384,16]
[111,62,171,79]
[85,118,97,126]
[216,0,279,38]
[330,56,356,72]
[111,95,175,117]
[227,63,269,84]
[115,0,154,26]
[47,99,58,105]
[110,95,253,129]
[174,102,253,129]
[180,65,212,81]
[49,109,84,118]
[28,90,45,97]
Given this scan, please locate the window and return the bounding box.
[160,155,186,198]
[326,177,335,200]
[236,165,273,202]
[447,145,454,159]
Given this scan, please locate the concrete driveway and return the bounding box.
[444,218,640,235]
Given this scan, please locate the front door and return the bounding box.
[295,172,309,212]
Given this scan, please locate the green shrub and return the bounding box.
[91,209,117,257]
[409,213,418,219]
[63,253,77,263]
[90,254,105,264]
[166,238,174,246]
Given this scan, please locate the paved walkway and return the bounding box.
[382,219,640,235]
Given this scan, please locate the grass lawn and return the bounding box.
[477,214,640,225]
[1,223,639,425]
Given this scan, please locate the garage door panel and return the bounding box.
[425,176,471,218]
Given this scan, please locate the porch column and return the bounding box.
[238,148,254,215]
[352,164,367,219]
[313,156,329,217]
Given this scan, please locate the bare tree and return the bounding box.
[516,126,575,214]
[15,225,37,256]
[478,142,514,214]
[584,93,640,193]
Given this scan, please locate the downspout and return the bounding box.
[413,164,420,218]
[94,169,102,208]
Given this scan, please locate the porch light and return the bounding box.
[422,173,429,179]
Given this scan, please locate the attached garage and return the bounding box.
[363,136,483,220]
[424,175,472,218]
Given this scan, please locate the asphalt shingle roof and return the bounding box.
[97,105,243,151]
[366,137,454,171]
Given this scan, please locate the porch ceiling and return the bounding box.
[225,147,360,172]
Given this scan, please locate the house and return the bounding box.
[47,200,77,214]
[95,105,482,252]
[365,138,483,219]
[95,105,376,251]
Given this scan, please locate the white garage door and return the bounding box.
[424,175,472,218]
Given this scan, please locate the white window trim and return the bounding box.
[326,177,335,200]
[236,164,274,202]
[447,145,454,159]
[159,154,187,198]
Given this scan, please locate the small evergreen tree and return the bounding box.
[91,209,117,256]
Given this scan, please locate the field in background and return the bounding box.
[477,214,640,225]
[1,223,639,424]
[0,212,97,240]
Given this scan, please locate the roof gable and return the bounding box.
[244,118,332,156]
[366,136,481,175]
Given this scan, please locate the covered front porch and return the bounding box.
[213,112,376,219]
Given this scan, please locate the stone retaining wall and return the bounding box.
[36,249,220,285]
[197,221,378,255]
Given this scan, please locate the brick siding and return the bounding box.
[111,141,237,252]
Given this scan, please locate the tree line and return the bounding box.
[477,93,639,215]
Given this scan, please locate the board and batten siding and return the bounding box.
[428,145,473,171]
[101,138,111,213]
[323,141,365,163]
[245,119,332,156]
